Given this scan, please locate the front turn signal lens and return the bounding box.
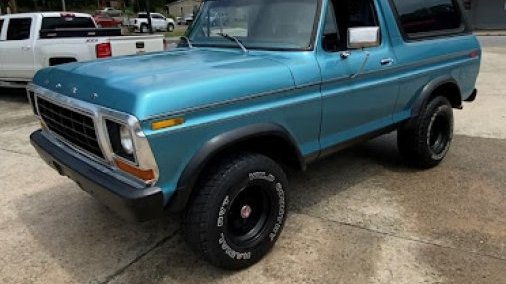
[151,117,184,130]
[115,158,155,182]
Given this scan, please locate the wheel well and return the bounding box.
[49,57,77,66]
[429,82,462,108]
[169,135,303,212]
[201,135,304,175]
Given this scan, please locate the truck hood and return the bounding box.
[32,49,295,120]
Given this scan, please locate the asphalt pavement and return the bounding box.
[0,37,504,284]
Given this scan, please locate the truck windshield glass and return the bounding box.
[41,17,96,29]
[187,0,319,50]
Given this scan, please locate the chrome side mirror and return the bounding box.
[347,27,380,49]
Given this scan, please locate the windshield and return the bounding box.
[186,0,319,50]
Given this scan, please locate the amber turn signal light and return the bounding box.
[151,117,184,130]
[115,158,155,182]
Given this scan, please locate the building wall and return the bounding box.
[167,0,201,17]
[462,0,506,30]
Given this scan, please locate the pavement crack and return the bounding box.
[297,212,506,263]
[99,229,180,284]
[0,147,37,158]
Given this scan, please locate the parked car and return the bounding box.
[0,12,165,88]
[175,16,185,25]
[94,14,122,28]
[183,13,193,25]
[99,7,122,17]
[28,0,480,270]
[129,12,175,33]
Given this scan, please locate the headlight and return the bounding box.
[120,125,134,155]
[106,120,136,163]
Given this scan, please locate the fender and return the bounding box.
[411,75,461,118]
[166,123,305,212]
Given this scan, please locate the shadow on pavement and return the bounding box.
[0,87,28,102]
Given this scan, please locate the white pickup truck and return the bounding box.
[0,12,165,88]
[129,12,175,33]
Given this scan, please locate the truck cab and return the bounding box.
[28,0,480,270]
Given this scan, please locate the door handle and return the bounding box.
[380,58,394,66]
[21,46,32,51]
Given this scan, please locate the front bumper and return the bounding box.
[30,130,164,222]
[464,89,478,102]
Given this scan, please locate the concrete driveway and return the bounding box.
[0,39,504,284]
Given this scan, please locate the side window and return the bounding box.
[323,0,378,52]
[7,18,32,40]
[0,19,4,34]
[391,0,465,39]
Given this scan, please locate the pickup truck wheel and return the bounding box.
[183,153,288,270]
[397,96,454,168]
[140,24,148,33]
[167,23,174,32]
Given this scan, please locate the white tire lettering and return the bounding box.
[249,172,275,182]
[217,195,230,227]
[270,182,285,241]
[219,233,251,260]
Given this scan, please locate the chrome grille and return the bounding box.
[37,98,104,159]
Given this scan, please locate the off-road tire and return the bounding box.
[183,153,288,270]
[398,96,454,168]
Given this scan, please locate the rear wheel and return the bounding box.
[140,24,148,33]
[183,153,288,270]
[398,96,454,168]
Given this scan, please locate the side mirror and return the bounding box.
[347,27,380,49]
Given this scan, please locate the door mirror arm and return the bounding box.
[350,50,370,79]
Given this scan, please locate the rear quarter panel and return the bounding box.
[35,38,106,69]
[379,0,481,122]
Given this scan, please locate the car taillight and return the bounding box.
[96,43,112,58]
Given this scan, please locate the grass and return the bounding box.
[165,29,186,38]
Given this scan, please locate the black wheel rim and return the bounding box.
[225,184,272,248]
[429,113,450,154]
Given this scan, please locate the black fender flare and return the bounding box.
[166,123,305,212]
[411,76,461,118]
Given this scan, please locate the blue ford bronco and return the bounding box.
[28,0,480,269]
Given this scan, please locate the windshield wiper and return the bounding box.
[217,33,248,54]
[180,36,193,48]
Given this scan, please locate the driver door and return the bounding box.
[151,14,165,30]
[316,0,399,151]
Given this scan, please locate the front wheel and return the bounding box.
[183,153,288,270]
[167,23,174,32]
[398,96,454,168]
